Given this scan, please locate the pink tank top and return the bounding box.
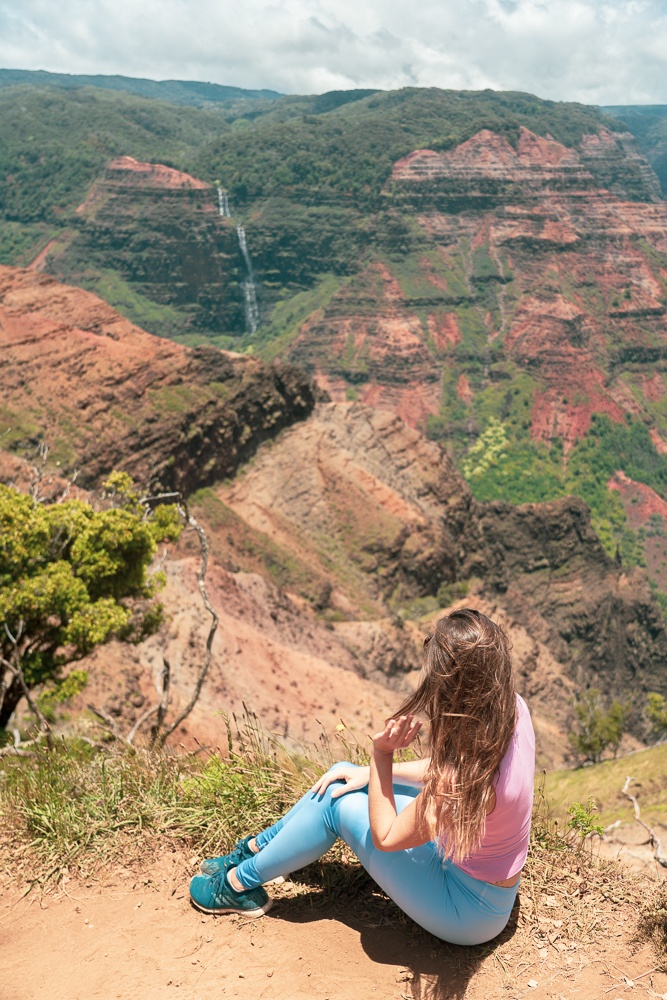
[457,694,535,882]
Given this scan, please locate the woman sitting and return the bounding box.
[190,607,535,946]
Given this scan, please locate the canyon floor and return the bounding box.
[2,844,666,1000]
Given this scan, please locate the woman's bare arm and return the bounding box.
[392,757,430,785]
[369,716,431,852]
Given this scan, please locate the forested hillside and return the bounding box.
[2,77,667,596]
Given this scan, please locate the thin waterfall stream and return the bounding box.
[236,225,260,335]
[216,185,230,218]
[216,185,258,335]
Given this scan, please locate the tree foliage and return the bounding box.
[568,688,626,765]
[0,473,181,728]
[646,691,667,741]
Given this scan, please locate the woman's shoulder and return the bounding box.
[515,694,536,746]
[493,694,535,799]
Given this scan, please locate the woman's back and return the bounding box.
[457,694,535,882]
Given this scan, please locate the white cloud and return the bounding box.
[0,0,665,104]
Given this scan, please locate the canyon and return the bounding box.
[2,267,667,765]
[2,83,667,762]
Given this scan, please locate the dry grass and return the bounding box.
[543,742,667,830]
[1,716,666,993]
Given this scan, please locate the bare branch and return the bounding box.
[56,469,80,503]
[155,504,219,747]
[621,776,667,868]
[150,657,171,747]
[2,623,54,748]
[126,702,160,746]
[0,732,46,756]
[87,703,124,741]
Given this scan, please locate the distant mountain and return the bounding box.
[0,68,282,106]
[3,81,667,594]
[602,105,667,195]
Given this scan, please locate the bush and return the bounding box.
[566,798,604,840]
[646,692,667,741]
[568,688,626,764]
[0,472,181,729]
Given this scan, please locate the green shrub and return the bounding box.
[646,692,667,740]
[568,688,626,764]
[566,798,604,840]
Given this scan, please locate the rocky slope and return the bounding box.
[0,266,316,493]
[279,124,667,574]
[4,265,667,761]
[32,156,248,342]
[289,126,667,449]
[217,403,667,710]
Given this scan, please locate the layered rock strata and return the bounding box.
[218,403,667,709]
[0,267,316,492]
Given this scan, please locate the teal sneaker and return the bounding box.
[200,835,255,876]
[200,836,285,885]
[189,870,273,917]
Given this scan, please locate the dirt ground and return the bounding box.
[2,848,666,1000]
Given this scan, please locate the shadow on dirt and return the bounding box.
[271,862,521,1000]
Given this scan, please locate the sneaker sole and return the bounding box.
[190,896,273,918]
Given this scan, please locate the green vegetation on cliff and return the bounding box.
[0,86,226,225]
[0,474,181,729]
[200,88,615,209]
[603,105,667,196]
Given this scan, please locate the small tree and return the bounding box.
[647,692,667,742]
[0,473,181,732]
[568,688,626,764]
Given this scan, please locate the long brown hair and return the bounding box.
[396,608,516,863]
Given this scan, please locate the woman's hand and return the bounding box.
[311,764,370,799]
[372,715,422,756]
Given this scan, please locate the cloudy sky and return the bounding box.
[1,0,666,105]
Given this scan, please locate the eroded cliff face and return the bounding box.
[217,402,667,710]
[0,266,316,493]
[3,265,666,760]
[287,126,667,456]
[33,157,247,339]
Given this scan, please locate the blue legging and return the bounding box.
[235,763,519,946]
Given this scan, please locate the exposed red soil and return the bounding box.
[27,237,58,271]
[608,471,667,525]
[288,262,442,430]
[2,850,665,1000]
[106,156,211,190]
[383,127,667,453]
[643,374,665,403]
[78,554,405,750]
[456,374,474,403]
[608,471,667,586]
[650,428,667,455]
[391,127,590,187]
[427,311,462,350]
[0,265,314,492]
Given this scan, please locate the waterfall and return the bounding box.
[236,225,259,335]
[215,183,259,335]
[216,185,230,217]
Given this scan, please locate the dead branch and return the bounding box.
[87,703,124,741]
[0,735,44,757]
[126,702,160,746]
[621,776,667,868]
[149,657,171,747]
[2,622,54,748]
[28,442,50,504]
[56,469,80,503]
[154,504,219,748]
